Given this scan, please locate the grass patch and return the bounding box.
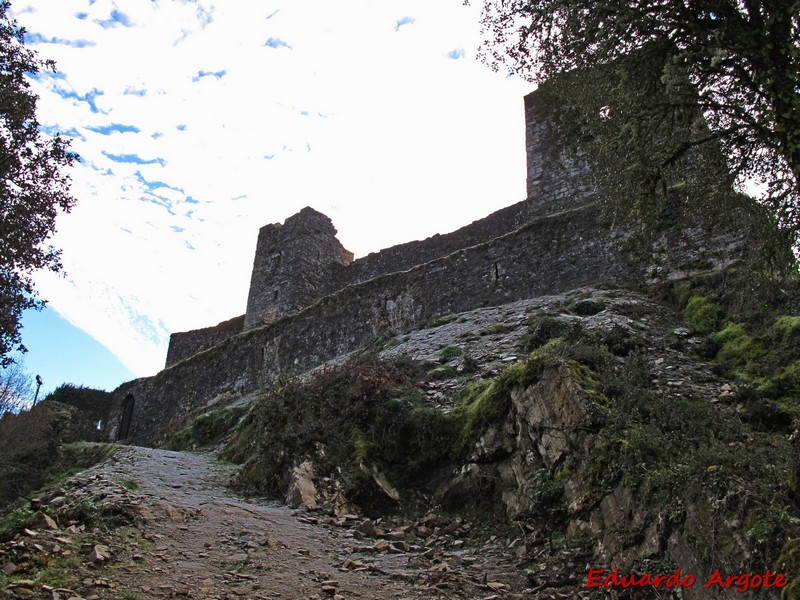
[167,408,239,451]
[0,507,34,539]
[425,315,456,328]
[117,478,139,491]
[480,323,514,336]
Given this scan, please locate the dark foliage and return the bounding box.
[477,0,800,250]
[0,1,77,366]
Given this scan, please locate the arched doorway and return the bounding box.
[118,394,135,440]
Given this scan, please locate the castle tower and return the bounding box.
[243,207,354,330]
[524,88,595,214]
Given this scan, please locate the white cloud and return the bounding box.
[15,0,532,377]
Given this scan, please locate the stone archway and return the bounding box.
[118,394,135,440]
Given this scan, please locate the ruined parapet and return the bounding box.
[165,314,245,368]
[243,207,354,331]
[524,88,595,212]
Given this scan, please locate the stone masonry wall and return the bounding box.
[165,315,245,368]
[524,88,595,212]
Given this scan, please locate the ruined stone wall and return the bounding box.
[165,315,245,368]
[166,83,600,364]
[110,205,637,444]
[168,200,537,366]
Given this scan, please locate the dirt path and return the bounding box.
[80,447,525,600]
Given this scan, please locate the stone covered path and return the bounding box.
[51,447,532,600]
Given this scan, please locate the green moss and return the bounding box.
[352,429,369,463]
[684,294,722,334]
[715,322,762,372]
[451,357,554,455]
[480,323,514,336]
[778,538,800,600]
[775,315,800,336]
[425,315,456,328]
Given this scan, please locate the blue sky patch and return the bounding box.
[265,37,291,49]
[395,16,415,31]
[98,9,132,28]
[76,11,88,19]
[142,193,175,215]
[447,49,465,60]
[53,87,104,113]
[192,69,226,82]
[123,88,146,97]
[24,32,95,47]
[87,123,140,135]
[170,225,185,233]
[40,125,86,141]
[134,170,173,191]
[103,152,165,166]
[29,69,66,82]
[176,124,187,131]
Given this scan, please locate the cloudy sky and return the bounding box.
[12,0,532,392]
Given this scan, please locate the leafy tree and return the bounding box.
[476,0,800,243]
[0,0,77,367]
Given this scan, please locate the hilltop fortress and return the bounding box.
[108,85,743,445]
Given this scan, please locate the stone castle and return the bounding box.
[109,85,742,444]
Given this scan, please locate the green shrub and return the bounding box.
[427,365,457,380]
[0,507,34,539]
[715,322,761,372]
[571,298,606,316]
[438,345,463,363]
[519,316,575,353]
[228,357,454,503]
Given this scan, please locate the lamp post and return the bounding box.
[33,375,42,407]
